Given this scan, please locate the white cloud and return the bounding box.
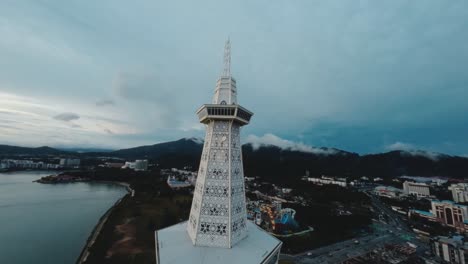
[184,137,204,144]
[385,141,444,161]
[0,91,140,148]
[386,142,416,152]
[246,133,338,155]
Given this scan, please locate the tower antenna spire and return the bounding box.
[223,38,231,76]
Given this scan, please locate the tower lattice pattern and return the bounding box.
[187,120,248,248]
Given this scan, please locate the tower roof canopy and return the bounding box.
[155,221,282,264]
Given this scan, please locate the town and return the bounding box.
[103,159,468,263]
[3,149,468,263]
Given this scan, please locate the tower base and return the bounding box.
[155,221,282,264]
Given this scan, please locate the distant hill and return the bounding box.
[111,138,203,158]
[2,138,468,180]
[104,138,468,180]
[57,147,115,153]
[0,145,68,156]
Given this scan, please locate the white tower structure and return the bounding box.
[186,38,252,248]
[154,40,282,264]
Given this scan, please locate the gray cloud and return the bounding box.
[96,99,115,107]
[0,1,467,154]
[112,71,182,128]
[53,112,80,122]
[104,128,114,134]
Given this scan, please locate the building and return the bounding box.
[432,235,468,263]
[450,184,468,203]
[154,40,282,264]
[431,200,468,231]
[166,176,192,189]
[133,160,148,171]
[1,159,60,170]
[272,200,282,212]
[104,162,125,168]
[374,186,404,198]
[59,158,81,168]
[122,160,148,171]
[306,176,347,187]
[403,181,430,197]
[409,209,437,222]
[409,200,468,232]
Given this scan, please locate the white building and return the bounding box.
[431,200,468,231]
[403,181,430,197]
[154,40,282,264]
[133,160,148,171]
[122,160,148,171]
[59,158,81,168]
[450,183,468,203]
[432,235,468,263]
[307,176,347,187]
[1,159,60,169]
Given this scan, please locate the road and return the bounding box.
[280,190,429,263]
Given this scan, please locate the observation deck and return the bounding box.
[196,104,253,126]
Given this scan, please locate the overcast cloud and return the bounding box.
[0,0,467,155]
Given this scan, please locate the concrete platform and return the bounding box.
[155,221,282,264]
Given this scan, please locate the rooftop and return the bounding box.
[412,209,434,217]
[432,200,468,208]
[155,221,282,264]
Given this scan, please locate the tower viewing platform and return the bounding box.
[196,104,253,126]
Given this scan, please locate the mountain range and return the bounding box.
[1,138,467,181]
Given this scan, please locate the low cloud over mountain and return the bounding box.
[386,141,445,161]
[246,134,338,155]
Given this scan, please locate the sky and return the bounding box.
[0,0,467,155]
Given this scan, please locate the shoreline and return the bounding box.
[75,181,134,264]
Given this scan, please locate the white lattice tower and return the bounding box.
[187,40,253,248]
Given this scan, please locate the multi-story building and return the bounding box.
[450,184,468,203]
[307,176,347,187]
[59,158,81,168]
[1,159,60,170]
[122,160,148,171]
[403,181,430,197]
[432,235,468,263]
[431,200,468,231]
[410,200,468,233]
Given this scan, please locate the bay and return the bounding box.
[0,171,127,264]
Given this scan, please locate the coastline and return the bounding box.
[75,181,133,264]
